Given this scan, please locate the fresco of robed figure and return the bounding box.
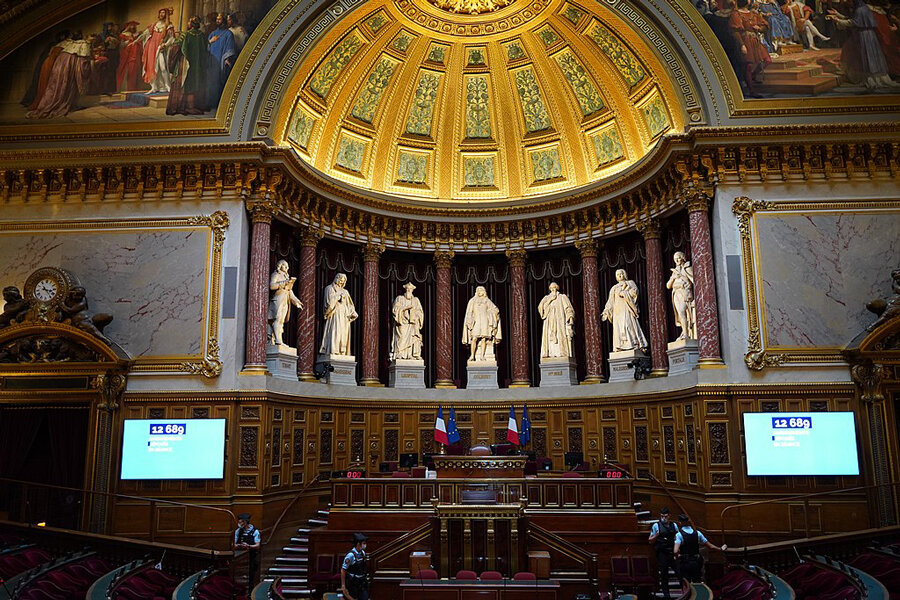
[0,0,277,124]
[694,0,900,98]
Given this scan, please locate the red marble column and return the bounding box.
[686,192,723,363]
[434,251,456,388]
[507,249,530,387]
[576,240,605,383]
[244,200,277,371]
[638,219,669,376]
[296,228,321,381]
[360,244,384,386]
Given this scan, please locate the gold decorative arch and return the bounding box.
[274,0,685,205]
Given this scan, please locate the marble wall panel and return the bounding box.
[755,212,900,348]
[0,228,209,357]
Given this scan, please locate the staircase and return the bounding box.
[757,49,841,95]
[264,507,331,598]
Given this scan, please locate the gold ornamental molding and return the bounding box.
[733,197,900,371]
[426,0,515,14]
[431,456,528,470]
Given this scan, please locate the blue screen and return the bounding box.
[743,412,859,476]
[120,419,226,480]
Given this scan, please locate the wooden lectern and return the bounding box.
[431,456,527,478]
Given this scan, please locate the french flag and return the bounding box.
[506,406,520,445]
[435,406,449,446]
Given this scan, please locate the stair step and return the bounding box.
[276,556,310,564]
[290,537,310,544]
[268,567,309,575]
[635,510,651,519]
[296,528,311,533]
[308,519,328,526]
[284,546,309,553]
[281,589,313,597]
[758,74,839,94]
[762,66,824,81]
[318,509,330,515]
[279,578,309,585]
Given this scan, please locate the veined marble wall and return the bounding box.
[755,212,900,348]
[0,228,209,357]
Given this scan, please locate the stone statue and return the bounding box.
[60,286,114,344]
[538,282,576,359]
[602,268,649,352]
[390,282,424,361]
[0,286,29,328]
[867,268,900,331]
[319,273,358,356]
[267,260,303,346]
[666,251,696,340]
[462,285,502,362]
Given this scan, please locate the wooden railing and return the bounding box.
[528,522,598,587]
[260,474,329,549]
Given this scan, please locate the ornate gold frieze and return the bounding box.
[427,0,515,14]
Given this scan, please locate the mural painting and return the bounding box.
[0,0,277,124]
[696,0,900,97]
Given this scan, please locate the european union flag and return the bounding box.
[447,407,461,445]
[520,404,531,446]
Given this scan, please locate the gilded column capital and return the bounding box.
[361,243,385,262]
[575,239,599,258]
[434,250,455,269]
[850,360,889,404]
[636,218,661,240]
[299,227,322,247]
[246,199,278,223]
[505,249,527,268]
[684,190,712,213]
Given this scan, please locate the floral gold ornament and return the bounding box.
[428,0,515,15]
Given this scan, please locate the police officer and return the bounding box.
[341,532,369,600]
[647,507,679,598]
[233,513,261,587]
[673,514,727,583]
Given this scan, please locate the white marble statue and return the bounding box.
[601,268,649,352]
[538,282,576,359]
[319,273,358,356]
[462,285,502,362]
[268,260,303,347]
[667,251,697,340]
[390,282,425,361]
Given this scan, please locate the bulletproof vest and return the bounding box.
[348,549,367,579]
[236,525,257,547]
[681,528,700,556]
[655,519,677,551]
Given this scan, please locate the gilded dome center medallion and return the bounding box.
[427,0,515,15]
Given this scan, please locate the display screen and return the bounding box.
[743,412,859,476]
[120,419,226,480]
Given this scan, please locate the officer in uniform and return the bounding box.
[341,532,369,600]
[673,514,727,583]
[233,513,261,587]
[647,507,679,598]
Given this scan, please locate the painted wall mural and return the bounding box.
[694,0,900,97]
[0,0,277,124]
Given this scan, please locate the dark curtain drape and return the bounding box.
[0,408,44,479]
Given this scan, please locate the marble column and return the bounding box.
[638,219,669,376]
[360,244,384,386]
[506,249,530,387]
[576,239,605,383]
[686,192,722,363]
[244,200,277,371]
[296,228,321,381]
[434,250,456,388]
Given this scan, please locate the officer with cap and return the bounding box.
[647,507,679,598]
[673,513,726,583]
[233,512,261,586]
[341,532,369,600]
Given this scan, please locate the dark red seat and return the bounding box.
[391,471,411,478]
[513,572,536,581]
[416,568,439,579]
[480,570,503,580]
[456,569,477,580]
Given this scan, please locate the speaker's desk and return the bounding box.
[399,578,559,600]
[432,456,527,479]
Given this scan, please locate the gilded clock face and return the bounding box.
[33,278,59,302]
[24,267,75,307]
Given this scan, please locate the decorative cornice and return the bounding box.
[189,211,230,251]
[684,190,711,213]
[575,239,599,258]
[246,200,279,224]
[434,250,455,269]
[636,218,661,240]
[731,196,775,237]
[505,249,528,268]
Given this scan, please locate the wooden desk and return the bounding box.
[399,578,559,600]
[432,456,527,479]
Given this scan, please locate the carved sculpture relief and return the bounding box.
[462,286,502,362]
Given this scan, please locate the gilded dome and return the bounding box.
[276,0,685,207]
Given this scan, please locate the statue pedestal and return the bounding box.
[466,361,498,389]
[539,357,578,387]
[388,359,426,388]
[667,338,699,376]
[608,349,647,383]
[266,345,297,379]
[318,354,358,386]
